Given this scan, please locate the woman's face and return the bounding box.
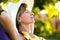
[19,10,35,24]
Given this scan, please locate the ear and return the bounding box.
[17,17,21,22]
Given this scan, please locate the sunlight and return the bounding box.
[55,1,60,12]
[40,10,48,14]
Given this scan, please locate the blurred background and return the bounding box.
[0,0,60,40]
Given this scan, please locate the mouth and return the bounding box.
[31,16,34,19]
[30,17,34,20]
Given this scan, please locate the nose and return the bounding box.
[30,12,34,16]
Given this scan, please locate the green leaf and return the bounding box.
[0,6,4,14]
[0,0,8,3]
[32,7,40,15]
[9,0,19,3]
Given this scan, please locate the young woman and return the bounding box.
[16,3,45,40]
[0,3,45,40]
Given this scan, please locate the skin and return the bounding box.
[18,9,35,38]
[0,11,24,40]
[19,10,34,24]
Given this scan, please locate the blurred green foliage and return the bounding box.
[34,0,57,10]
[34,19,56,36]
[0,0,19,3]
[32,0,60,40]
[0,0,19,14]
[32,7,40,15]
[43,4,58,19]
[0,6,4,14]
[0,0,8,3]
[9,0,19,3]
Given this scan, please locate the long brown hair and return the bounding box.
[16,3,27,30]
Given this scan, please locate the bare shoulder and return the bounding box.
[18,33,26,40]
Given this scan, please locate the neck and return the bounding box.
[19,23,31,33]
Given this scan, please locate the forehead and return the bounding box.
[25,7,31,11]
[24,9,33,13]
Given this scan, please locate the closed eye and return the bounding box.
[25,10,30,13]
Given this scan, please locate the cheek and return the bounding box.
[23,16,30,21]
[22,14,30,19]
[21,14,30,22]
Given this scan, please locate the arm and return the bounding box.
[0,11,23,40]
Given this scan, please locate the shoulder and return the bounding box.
[18,33,26,40]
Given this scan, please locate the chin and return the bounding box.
[31,21,35,23]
